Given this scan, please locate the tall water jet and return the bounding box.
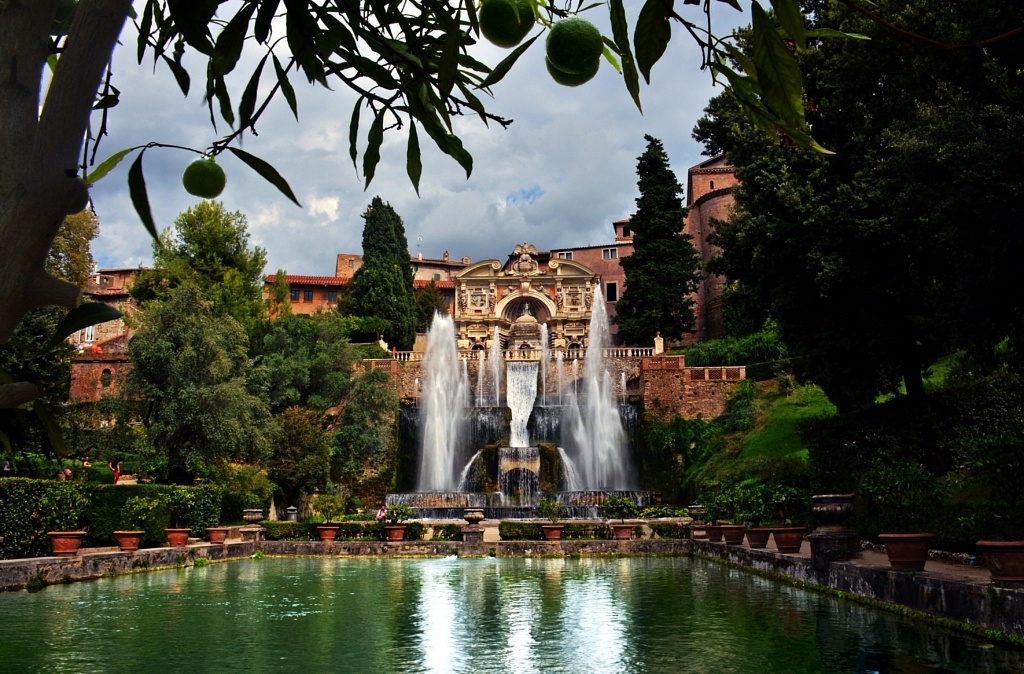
[417,313,470,491]
[561,288,636,489]
[540,324,549,407]
[476,350,485,407]
[490,325,502,406]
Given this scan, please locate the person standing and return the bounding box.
[108,459,121,484]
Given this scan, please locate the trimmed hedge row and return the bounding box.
[0,479,222,557]
[497,522,616,541]
[261,520,426,541]
[0,478,88,559]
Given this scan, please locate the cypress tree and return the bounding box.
[344,197,417,349]
[614,135,702,346]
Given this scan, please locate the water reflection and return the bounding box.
[0,557,1022,673]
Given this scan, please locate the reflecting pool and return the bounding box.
[1,556,1021,673]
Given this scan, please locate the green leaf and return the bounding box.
[438,27,461,99]
[161,54,191,95]
[239,54,268,130]
[227,147,302,206]
[348,99,361,169]
[0,430,11,457]
[407,123,422,196]
[127,150,159,243]
[46,303,124,350]
[805,28,870,40]
[416,114,473,178]
[166,0,218,55]
[750,2,805,133]
[724,43,758,81]
[212,1,256,77]
[254,0,281,43]
[32,401,68,458]
[714,0,743,9]
[272,55,298,120]
[769,0,806,50]
[478,35,538,89]
[211,75,235,127]
[363,111,385,189]
[85,147,134,184]
[635,0,673,84]
[610,0,642,113]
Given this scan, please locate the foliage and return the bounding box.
[639,506,687,519]
[269,407,332,508]
[432,523,464,541]
[649,522,688,540]
[211,463,276,524]
[121,281,274,483]
[0,478,88,559]
[498,521,544,541]
[331,368,400,504]
[384,503,413,526]
[636,414,715,504]
[86,484,222,545]
[414,284,448,334]
[682,325,788,368]
[119,495,166,546]
[132,202,267,333]
[614,136,702,346]
[536,497,565,524]
[312,493,346,523]
[342,197,416,350]
[252,311,357,412]
[694,0,1024,411]
[261,521,318,541]
[602,495,639,522]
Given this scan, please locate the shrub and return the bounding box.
[262,521,317,541]
[433,524,464,541]
[119,495,166,544]
[384,503,412,525]
[0,478,89,559]
[603,495,639,522]
[498,521,543,540]
[650,522,688,539]
[312,494,345,523]
[536,497,565,523]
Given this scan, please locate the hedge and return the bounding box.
[0,478,89,559]
[262,520,425,542]
[87,484,222,546]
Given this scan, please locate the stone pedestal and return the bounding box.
[240,525,265,542]
[808,494,859,570]
[462,508,486,554]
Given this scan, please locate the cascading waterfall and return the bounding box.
[540,324,549,407]
[476,350,485,407]
[506,361,538,447]
[560,287,636,490]
[416,313,470,491]
[490,325,502,406]
[620,372,627,400]
[555,350,564,405]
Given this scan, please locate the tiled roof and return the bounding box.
[264,275,349,284]
[413,279,455,289]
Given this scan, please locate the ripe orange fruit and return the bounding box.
[545,17,603,76]
[545,57,599,87]
[182,158,226,199]
[479,0,535,49]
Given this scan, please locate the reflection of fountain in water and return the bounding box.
[416,313,470,491]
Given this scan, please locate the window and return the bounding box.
[556,251,573,260]
[622,226,631,238]
[290,289,299,302]
[100,369,112,388]
[84,324,95,342]
[605,282,618,303]
[710,180,715,190]
[348,259,354,268]
[433,273,441,281]
[602,248,618,260]
[327,290,338,303]
[303,290,313,302]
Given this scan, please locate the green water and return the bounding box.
[0,556,1021,673]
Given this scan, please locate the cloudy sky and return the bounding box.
[85,2,748,275]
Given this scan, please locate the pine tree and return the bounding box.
[344,197,416,349]
[614,136,702,346]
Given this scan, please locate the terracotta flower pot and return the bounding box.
[206,527,230,544]
[113,530,144,552]
[385,525,406,541]
[720,524,746,545]
[745,528,773,549]
[541,525,564,540]
[317,524,340,542]
[879,533,933,571]
[48,531,87,557]
[611,523,634,540]
[165,528,191,547]
[702,524,723,543]
[977,541,1024,584]
[771,527,806,554]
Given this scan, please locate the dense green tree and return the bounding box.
[331,368,400,503]
[342,197,416,350]
[132,201,267,332]
[693,0,1024,412]
[614,136,702,346]
[269,406,333,508]
[122,282,274,483]
[413,282,447,333]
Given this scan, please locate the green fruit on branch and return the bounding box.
[546,57,600,87]
[545,17,603,76]
[67,176,89,214]
[479,0,535,49]
[182,158,226,199]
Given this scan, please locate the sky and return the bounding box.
[85,1,748,276]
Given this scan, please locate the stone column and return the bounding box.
[807,494,859,570]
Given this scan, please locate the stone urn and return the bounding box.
[242,508,264,524]
[463,508,485,526]
[811,494,856,530]
[807,494,859,569]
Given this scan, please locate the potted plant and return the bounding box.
[383,503,413,541]
[165,487,192,547]
[313,493,345,542]
[603,495,638,540]
[712,487,746,545]
[46,482,90,556]
[862,456,934,571]
[115,495,161,552]
[767,485,810,554]
[697,492,723,542]
[735,483,773,549]
[537,497,566,540]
